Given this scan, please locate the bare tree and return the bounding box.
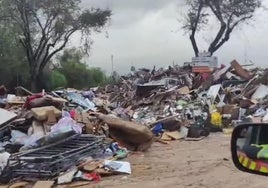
[1,0,111,91]
[182,0,261,57]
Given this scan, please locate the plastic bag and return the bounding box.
[10,130,28,145]
[51,116,83,134]
[210,111,222,127]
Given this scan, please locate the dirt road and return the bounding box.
[92,133,268,188]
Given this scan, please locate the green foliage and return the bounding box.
[0,25,30,89]
[89,67,107,86]
[0,0,111,91]
[55,48,108,89]
[49,70,67,90]
[131,66,136,72]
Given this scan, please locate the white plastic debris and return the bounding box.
[263,110,268,122]
[57,167,78,184]
[0,152,10,174]
[252,84,268,100]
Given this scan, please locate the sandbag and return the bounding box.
[29,97,64,109]
[97,114,153,151]
[31,106,62,121]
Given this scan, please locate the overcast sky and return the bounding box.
[71,0,268,74]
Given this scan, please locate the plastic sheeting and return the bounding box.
[51,116,83,134]
[66,92,95,110]
[0,152,10,175]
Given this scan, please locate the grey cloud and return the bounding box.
[83,0,179,11]
[74,0,268,74]
[82,0,183,28]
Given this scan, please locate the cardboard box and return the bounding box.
[219,105,239,120]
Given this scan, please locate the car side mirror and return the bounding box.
[231,123,268,176]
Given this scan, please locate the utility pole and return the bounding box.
[111,54,114,73]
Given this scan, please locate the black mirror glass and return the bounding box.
[232,124,268,175]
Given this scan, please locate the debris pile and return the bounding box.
[0,59,267,186]
[0,86,152,186]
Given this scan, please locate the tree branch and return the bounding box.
[32,10,59,62]
[38,28,76,72]
[213,15,253,52]
[230,15,253,30]
[189,1,204,56]
[208,22,226,54]
[16,1,35,69]
[208,3,227,55]
[207,1,223,23]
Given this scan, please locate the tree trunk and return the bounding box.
[209,48,215,56]
[208,23,226,54]
[31,79,37,92]
[190,35,199,57]
[30,71,38,92]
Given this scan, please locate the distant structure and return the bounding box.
[184,52,218,73]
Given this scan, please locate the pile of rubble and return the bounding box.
[0,86,153,186]
[0,59,268,186]
[95,59,268,139]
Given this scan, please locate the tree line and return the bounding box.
[0,0,111,91]
[0,0,262,91]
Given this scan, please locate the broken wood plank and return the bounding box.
[156,139,169,145]
[165,131,184,140]
[231,60,251,80]
[184,136,205,141]
[9,182,29,188]
[160,132,172,141]
[33,181,54,188]
[149,114,180,128]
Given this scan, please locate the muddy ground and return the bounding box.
[77,133,268,188]
[3,133,268,188]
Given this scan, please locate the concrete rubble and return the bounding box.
[0,59,267,187]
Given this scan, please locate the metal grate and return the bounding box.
[8,134,107,179]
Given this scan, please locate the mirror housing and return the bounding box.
[231,123,268,176]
